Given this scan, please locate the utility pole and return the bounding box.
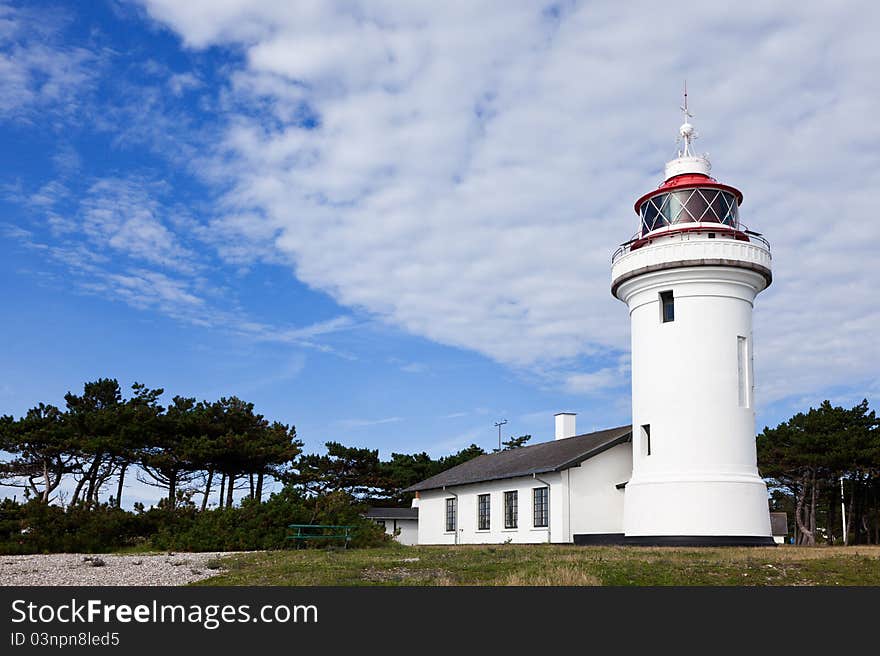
[494,419,507,452]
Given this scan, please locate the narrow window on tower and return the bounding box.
[641,424,651,456]
[737,335,749,407]
[748,335,755,408]
[660,291,674,323]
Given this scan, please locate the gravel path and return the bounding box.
[0,552,234,586]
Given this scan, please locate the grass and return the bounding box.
[193,543,880,586]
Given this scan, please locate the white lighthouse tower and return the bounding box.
[611,96,775,545]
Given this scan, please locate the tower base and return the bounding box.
[623,535,776,547]
[623,475,774,542]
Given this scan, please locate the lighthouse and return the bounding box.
[611,97,775,545]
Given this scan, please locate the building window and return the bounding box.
[533,487,548,528]
[376,519,385,529]
[641,424,651,457]
[660,291,674,323]
[504,491,518,529]
[445,498,457,532]
[477,493,490,530]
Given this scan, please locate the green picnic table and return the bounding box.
[286,524,354,548]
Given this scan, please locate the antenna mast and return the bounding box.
[494,419,508,451]
[682,81,690,120]
[678,81,696,157]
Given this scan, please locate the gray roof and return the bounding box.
[770,512,788,536]
[364,507,419,520]
[404,425,632,493]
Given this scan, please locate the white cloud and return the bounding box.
[0,2,97,119]
[423,426,488,458]
[5,214,354,355]
[560,353,630,396]
[335,416,403,430]
[167,72,201,96]
[12,173,201,274]
[80,178,198,274]
[133,1,880,404]
[51,143,81,175]
[386,358,427,374]
[81,267,204,314]
[274,315,353,341]
[0,222,34,242]
[562,370,618,395]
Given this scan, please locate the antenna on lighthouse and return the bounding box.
[681,81,691,120]
[678,81,697,157]
[665,82,710,179]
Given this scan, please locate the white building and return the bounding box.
[408,419,631,545]
[405,105,776,547]
[364,507,419,546]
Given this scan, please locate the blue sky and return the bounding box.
[2,1,878,504]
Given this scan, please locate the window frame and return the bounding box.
[660,290,674,323]
[503,490,518,529]
[532,487,549,528]
[445,497,457,533]
[477,493,491,531]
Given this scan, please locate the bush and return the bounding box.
[0,499,145,554]
[149,489,387,551]
[0,489,389,554]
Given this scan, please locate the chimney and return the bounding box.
[554,413,577,440]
